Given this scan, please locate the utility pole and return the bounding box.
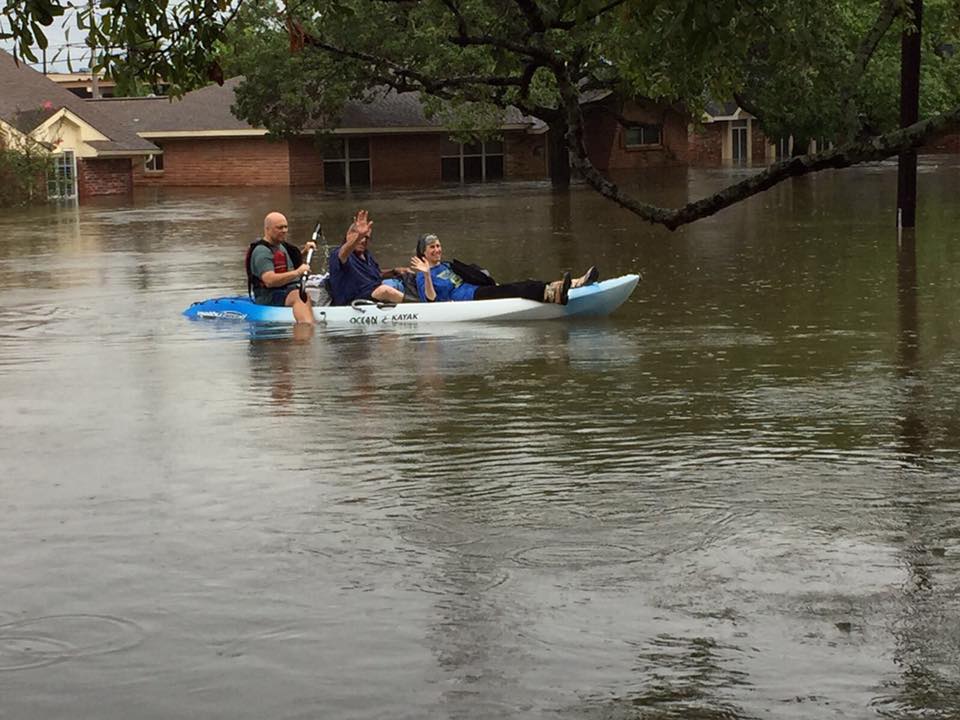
[88,0,101,99]
[897,0,923,229]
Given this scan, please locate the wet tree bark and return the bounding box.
[897,0,923,228]
[548,123,571,189]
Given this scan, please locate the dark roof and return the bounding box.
[89,77,543,134]
[0,49,157,153]
[88,78,251,133]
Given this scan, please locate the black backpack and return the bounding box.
[450,258,496,286]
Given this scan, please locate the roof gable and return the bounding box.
[0,117,35,148]
[0,49,157,154]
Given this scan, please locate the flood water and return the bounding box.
[1,159,959,719]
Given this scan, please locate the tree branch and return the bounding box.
[838,0,902,141]
[553,0,631,29]
[439,0,470,37]
[448,32,558,67]
[732,92,767,128]
[568,102,960,231]
[513,0,547,33]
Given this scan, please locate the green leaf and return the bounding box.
[32,21,48,49]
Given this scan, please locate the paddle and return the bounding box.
[298,221,323,303]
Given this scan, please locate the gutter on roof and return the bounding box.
[702,107,751,123]
[138,129,269,138]
[137,123,538,139]
[91,149,158,157]
[328,123,537,135]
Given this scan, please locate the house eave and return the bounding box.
[92,149,157,157]
[137,123,537,139]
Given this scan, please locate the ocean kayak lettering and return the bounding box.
[196,310,247,320]
[348,313,419,325]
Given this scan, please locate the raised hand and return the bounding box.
[410,256,431,274]
[353,209,373,238]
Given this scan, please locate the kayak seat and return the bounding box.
[305,273,333,306]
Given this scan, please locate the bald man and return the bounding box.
[248,212,317,324]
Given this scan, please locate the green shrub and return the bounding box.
[0,134,53,207]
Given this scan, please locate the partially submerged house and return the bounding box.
[580,91,692,171]
[89,79,551,190]
[689,101,774,164]
[7,46,956,204]
[0,49,158,200]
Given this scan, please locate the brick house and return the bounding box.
[89,78,550,190]
[578,94,780,169]
[689,100,960,162]
[580,92,691,170]
[688,101,775,165]
[0,49,158,200]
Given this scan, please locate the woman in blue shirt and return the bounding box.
[409,234,598,305]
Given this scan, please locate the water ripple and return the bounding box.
[0,614,145,672]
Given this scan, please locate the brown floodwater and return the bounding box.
[1,158,959,719]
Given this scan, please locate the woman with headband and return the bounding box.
[408,233,598,305]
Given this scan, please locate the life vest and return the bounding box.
[244,239,304,298]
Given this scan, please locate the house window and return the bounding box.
[47,150,77,199]
[323,137,370,189]
[144,146,164,172]
[624,124,662,147]
[441,140,504,183]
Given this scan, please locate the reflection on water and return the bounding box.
[0,160,959,719]
[896,229,927,463]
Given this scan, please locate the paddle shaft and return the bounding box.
[298,222,323,302]
[298,247,315,302]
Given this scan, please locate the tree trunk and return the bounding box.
[548,125,570,188]
[897,0,923,228]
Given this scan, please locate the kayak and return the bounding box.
[183,274,640,325]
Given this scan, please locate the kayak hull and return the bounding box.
[183,274,639,325]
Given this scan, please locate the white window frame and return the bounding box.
[441,141,504,183]
[48,150,77,199]
[729,119,751,163]
[144,147,164,173]
[323,137,371,189]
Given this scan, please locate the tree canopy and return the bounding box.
[5,0,959,228]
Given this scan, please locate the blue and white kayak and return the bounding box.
[183,274,640,325]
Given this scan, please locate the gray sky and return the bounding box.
[2,9,97,73]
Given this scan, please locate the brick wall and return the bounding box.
[371,134,448,187]
[288,138,324,186]
[687,120,772,166]
[132,151,161,185]
[751,125,771,162]
[77,157,132,198]
[582,105,619,171]
[132,132,552,189]
[582,99,688,170]
[504,132,547,179]
[133,136,290,186]
[688,123,724,165]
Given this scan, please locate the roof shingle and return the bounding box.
[89,77,543,134]
[0,49,157,153]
